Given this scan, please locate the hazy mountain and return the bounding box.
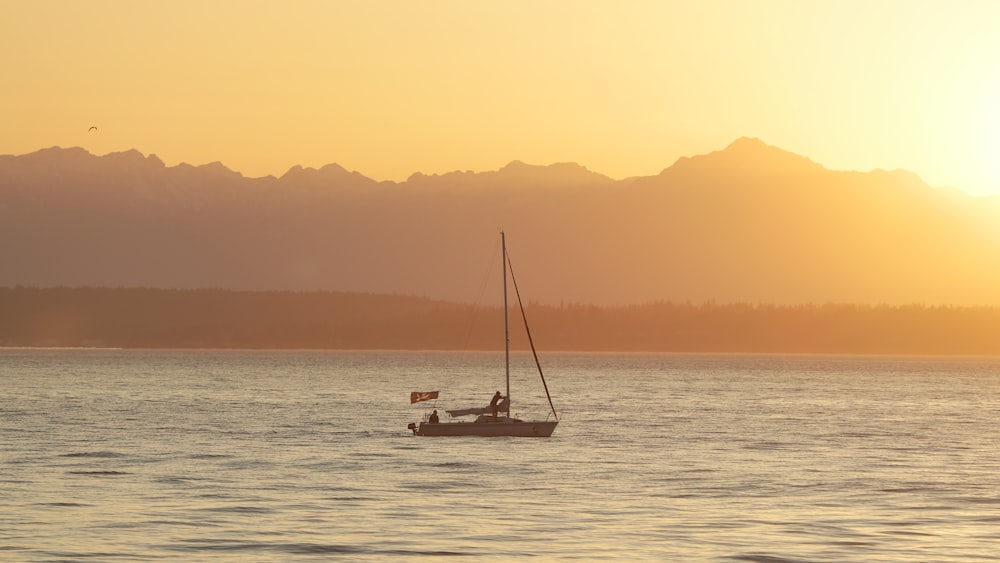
[2,139,999,305]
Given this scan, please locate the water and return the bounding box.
[2,350,999,561]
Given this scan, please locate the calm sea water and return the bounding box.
[2,349,999,561]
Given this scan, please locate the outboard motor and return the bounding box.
[407,422,418,435]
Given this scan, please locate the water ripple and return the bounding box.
[3,350,1000,561]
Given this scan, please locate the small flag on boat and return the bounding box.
[410,391,439,404]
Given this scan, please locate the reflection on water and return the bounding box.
[2,350,999,561]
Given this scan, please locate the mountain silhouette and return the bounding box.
[2,139,999,305]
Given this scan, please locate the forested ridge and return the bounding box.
[2,287,998,355]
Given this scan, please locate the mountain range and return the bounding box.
[2,138,999,305]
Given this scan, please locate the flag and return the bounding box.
[410,391,439,404]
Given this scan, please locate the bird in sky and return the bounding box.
[88,126,97,132]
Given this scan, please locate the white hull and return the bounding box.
[416,419,558,437]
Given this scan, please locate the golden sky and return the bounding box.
[3,0,999,194]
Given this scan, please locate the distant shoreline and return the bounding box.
[2,346,998,360]
[3,287,1000,356]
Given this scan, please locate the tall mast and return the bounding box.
[502,231,510,418]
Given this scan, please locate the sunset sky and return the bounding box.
[4,1,999,195]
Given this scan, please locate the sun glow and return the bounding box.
[919,50,1000,196]
[973,84,1000,195]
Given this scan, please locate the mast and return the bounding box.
[502,231,511,418]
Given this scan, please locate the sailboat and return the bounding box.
[407,232,559,437]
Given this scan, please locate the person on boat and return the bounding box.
[428,410,439,424]
[490,391,505,418]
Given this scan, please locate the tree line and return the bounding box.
[2,286,999,355]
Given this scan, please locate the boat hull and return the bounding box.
[415,420,558,437]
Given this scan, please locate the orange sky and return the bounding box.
[3,1,1000,195]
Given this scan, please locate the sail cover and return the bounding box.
[446,398,509,417]
[410,391,439,404]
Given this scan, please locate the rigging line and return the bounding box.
[504,244,558,420]
[461,237,501,351]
